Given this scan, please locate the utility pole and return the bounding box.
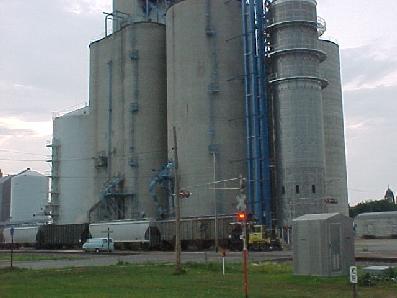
[213,152,218,252]
[107,227,110,253]
[173,126,182,273]
[10,227,14,269]
[239,175,249,298]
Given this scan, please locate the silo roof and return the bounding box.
[356,211,397,219]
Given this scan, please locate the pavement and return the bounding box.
[0,251,291,270]
[0,238,396,270]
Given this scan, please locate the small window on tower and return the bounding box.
[281,186,286,195]
[312,185,316,194]
[295,185,300,194]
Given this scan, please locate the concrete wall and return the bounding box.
[167,0,246,217]
[319,40,349,216]
[89,22,167,221]
[53,107,95,224]
[269,0,326,226]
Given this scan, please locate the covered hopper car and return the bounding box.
[89,220,161,250]
[1,216,243,251]
[2,226,39,248]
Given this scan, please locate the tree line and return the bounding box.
[349,199,397,218]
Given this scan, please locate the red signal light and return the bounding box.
[237,212,246,222]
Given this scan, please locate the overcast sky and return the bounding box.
[0,0,396,205]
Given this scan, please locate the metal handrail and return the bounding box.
[317,16,326,37]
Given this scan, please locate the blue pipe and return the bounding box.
[248,0,263,221]
[241,0,253,211]
[256,0,272,228]
[107,61,113,178]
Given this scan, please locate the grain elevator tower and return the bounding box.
[89,0,168,222]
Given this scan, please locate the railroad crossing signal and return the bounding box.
[236,211,247,222]
[236,193,247,211]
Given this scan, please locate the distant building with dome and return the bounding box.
[384,187,395,204]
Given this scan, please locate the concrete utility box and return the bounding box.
[293,213,354,276]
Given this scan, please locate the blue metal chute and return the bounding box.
[241,0,273,227]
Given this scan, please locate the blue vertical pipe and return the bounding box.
[248,0,263,222]
[107,61,113,178]
[255,0,272,228]
[241,0,254,211]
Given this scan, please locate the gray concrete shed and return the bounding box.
[293,213,354,276]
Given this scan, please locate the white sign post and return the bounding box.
[350,266,358,298]
[10,227,14,269]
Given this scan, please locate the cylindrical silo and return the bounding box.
[10,169,48,224]
[89,22,167,221]
[268,0,327,225]
[167,0,246,217]
[52,107,95,224]
[0,175,13,223]
[319,40,349,216]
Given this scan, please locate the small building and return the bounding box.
[355,211,397,238]
[293,213,354,277]
[384,187,395,204]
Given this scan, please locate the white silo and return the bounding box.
[51,107,95,224]
[10,169,48,224]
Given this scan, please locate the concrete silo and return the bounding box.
[89,22,167,221]
[10,169,48,224]
[0,175,13,223]
[319,40,349,215]
[50,107,96,224]
[167,0,246,217]
[268,0,327,225]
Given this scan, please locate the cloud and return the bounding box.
[62,0,111,15]
[0,117,52,138]
[0,0,104,122]
[343,85,397,204]
[0,126,34,136]
[341,43,397,91]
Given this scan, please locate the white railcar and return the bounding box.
[89,220,160,249]
[3,226,39,246]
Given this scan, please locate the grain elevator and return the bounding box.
[48,0,349,231]
[88,2,168,222]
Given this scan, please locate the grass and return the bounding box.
[0,253,81,262]
[0,262,396,298]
